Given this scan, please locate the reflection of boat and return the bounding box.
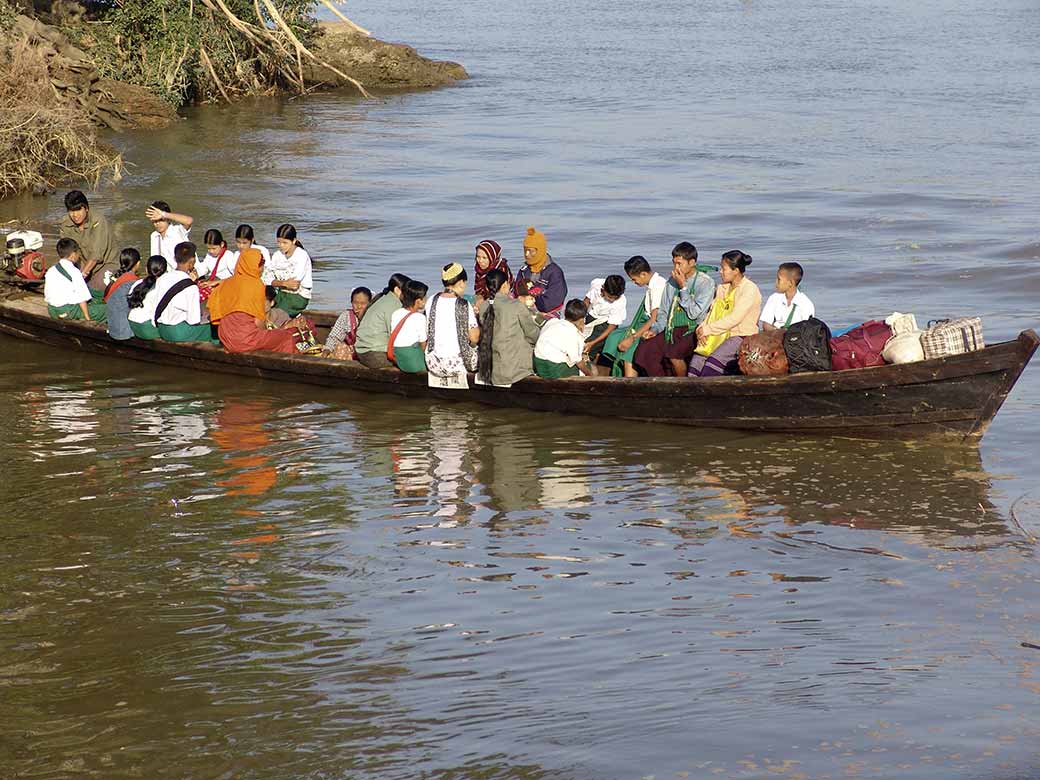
[0,294,1036,441]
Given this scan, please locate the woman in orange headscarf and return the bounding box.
[206,248,297,354]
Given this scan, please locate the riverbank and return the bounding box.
[0,8,467,199]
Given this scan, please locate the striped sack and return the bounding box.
[920,317,984,359]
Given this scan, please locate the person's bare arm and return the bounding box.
[145,206,193,229]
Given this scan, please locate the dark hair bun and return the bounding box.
[744,254,752,266]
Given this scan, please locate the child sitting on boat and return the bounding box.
[600,256,668,377]
[759,262,814,331]
[388,280,430,373]
[263,223,313,317]
[44,238,107,323]
[534,299,592,378]
[104,248,142,341]
[264,286,291,329]
[195,229,238,298]
[154,242,214,343]
[581,274,627,373]
[146,201,194,273]
[127,255,168,340]
[234,224,271,265]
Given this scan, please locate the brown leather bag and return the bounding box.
[738,331,790,376]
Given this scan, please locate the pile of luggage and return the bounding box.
[738,314,985,376]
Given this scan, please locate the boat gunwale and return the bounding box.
[0,296,1034,397]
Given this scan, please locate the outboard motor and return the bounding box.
[5,230,46,281]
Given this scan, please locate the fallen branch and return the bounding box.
[320,0,371,37]
[260,0,371,97]
[199,45,232,102]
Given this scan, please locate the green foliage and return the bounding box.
[81,0,321,106]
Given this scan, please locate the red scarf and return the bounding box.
[199,247,226,303]
[473,240,513,299]
[103,272,139,302]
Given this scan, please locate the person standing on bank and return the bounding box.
[59,190,118,291]
[512,227,567,319]
[146,200,194,272]
[154,242,213,343]
[263,223,313,317]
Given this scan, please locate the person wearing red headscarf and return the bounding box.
[206,248,297,354]
[472,239,513,309]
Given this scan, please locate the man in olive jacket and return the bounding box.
[58,190,118,291]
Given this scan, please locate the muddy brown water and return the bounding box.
[3,0,1040,778]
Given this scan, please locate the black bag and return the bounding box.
[783,317,832,373]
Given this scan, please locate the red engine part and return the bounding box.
[15,250,46,281]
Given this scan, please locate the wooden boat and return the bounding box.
[0,292,1035,440]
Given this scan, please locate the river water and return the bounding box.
[3,0,1040,777]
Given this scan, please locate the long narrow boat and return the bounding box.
[0,293,1035,440]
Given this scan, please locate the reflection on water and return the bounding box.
[3,337,1039,779]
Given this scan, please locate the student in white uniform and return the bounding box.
[195,228,239,291]
[387,280,430,373]
[146,200,194,272]
[599,256,668,377]
[154,241,212,343]
[262,223,312,317]
[233,224,271,267]
[127,255,168,340]
[759,262,815,331]
[534,299,591,379]
[44,238,107,322]
[581,274,627,371]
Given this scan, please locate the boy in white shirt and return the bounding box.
[581,274,627,370]
[146,200,194,272]
[154,242,212,343]
[44,238,108,322]
[760,262,815,331]
[534,299,592,379]
[598,255,669,377]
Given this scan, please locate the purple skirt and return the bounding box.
[687,335,743,377]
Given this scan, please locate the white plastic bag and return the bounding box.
[885,312,918,337]
[882,331,925,364]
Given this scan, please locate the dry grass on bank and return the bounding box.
[0,43,121,198]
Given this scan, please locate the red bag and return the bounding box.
[738,331,789,376]
[830,320,892,371]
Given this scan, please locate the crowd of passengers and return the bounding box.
[44,190,816,384]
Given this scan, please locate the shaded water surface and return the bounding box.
[3,0,1040,776]
[2,338,1040,779]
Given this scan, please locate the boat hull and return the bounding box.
[0,296,1035,441]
